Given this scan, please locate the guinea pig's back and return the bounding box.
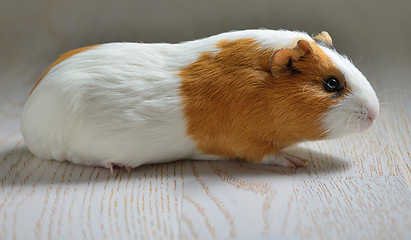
[21,43,197,167]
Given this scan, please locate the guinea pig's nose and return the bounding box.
[368,113,376,122]
[365,105,379,122]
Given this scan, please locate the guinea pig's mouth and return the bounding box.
[321,102,379,139]
[357,115,375,132]
[356,104,379,132]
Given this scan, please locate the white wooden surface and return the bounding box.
[1,60,411,240]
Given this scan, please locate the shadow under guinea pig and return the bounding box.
[1,146,187,186]
[185,146,351,178]
[0,145,350,186]
[0,146,124,186]
[289,146,351,176]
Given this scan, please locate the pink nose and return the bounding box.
[367,108,378,122]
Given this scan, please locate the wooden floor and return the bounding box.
[1,61,410,240]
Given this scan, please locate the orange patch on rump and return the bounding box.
[179,38,346,163]
[29,45,100,95]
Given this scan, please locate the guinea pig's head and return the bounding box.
[268,32,379,141]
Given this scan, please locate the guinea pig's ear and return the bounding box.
[270,40,312,77]
[313,31,333,48]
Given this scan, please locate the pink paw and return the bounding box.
[280,152,309,168]
[102,163,132,174]
[261,151,309,168]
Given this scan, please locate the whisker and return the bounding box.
[320,122,337,137]
[356,121,361,133]
[376,96,407,106]
[344,113,356,132]
[377,88,411,97]
[379,106,390,113]
[379,102,390,105]
[320,129,330,137]
[378,101,392,109]
[302,84,310,93]
[322,119,347,137]
[355,52,364,64]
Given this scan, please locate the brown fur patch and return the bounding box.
[179,38,346,162]
[29,45,100,95]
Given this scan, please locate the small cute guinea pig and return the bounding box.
[21,29,379,172]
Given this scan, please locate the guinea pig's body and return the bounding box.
[21,29,379,170]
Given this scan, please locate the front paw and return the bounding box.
[260,151,309,168]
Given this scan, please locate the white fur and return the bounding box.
[21,29,378,168]
[319,46,379,138]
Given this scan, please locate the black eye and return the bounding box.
[324,77,341,92]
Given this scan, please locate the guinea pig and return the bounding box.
[21,29,379,172]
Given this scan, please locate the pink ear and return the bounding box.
[296,40,312,55]
[272,48,299,67]
[313,31,333,47]
[271,40,312,73]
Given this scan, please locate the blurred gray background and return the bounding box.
[1,0,410,97]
